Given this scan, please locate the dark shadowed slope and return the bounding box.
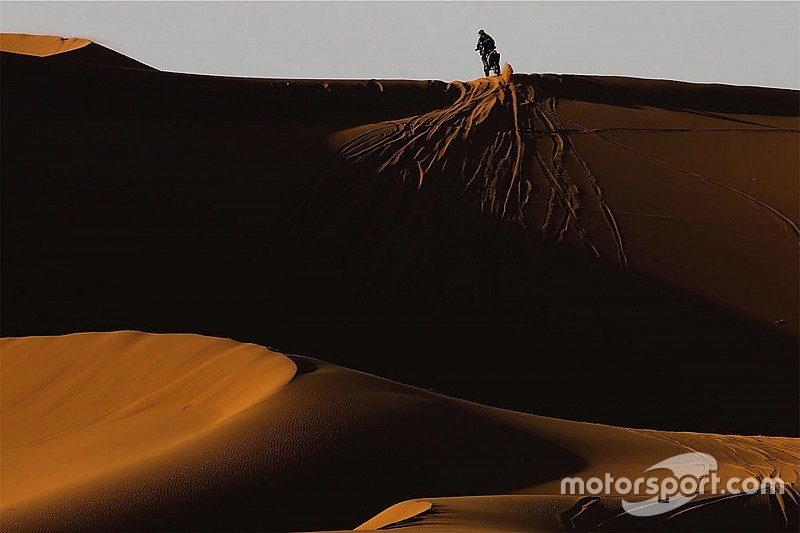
[1,36,798,435]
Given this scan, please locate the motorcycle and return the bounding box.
[482,49,501,77]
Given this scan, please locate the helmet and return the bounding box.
[477,29,485,34]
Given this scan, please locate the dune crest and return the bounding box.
[1,33,155,69]
[1,331,296,508]
[1,332,797,532]
[0,34,92,57]
[356,499,433,530]
[355,490,800,532]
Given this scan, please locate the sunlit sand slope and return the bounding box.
[1,333,296,515]
[0,33,154,68]
[0,34,91,56]
[355,490,799,532]
[1,333,797,531]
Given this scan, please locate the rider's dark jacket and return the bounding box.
[476,33,496,57]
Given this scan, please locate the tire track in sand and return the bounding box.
[329,69,654,265]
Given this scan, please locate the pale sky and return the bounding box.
[2,1,798,88]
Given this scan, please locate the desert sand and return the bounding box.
[3,34,797,435]
[2,331,798,531]
[1,34,798,531]
[0,33,92,57]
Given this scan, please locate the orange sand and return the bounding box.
[0,34,91,57]
[1,34,798,531]
[1,332,797,531]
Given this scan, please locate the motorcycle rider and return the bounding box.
[475,29,497,76]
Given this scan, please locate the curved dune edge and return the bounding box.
[356,499,433,530]
[351,491,800,532]
[0,331,297,508]
[0,33,92,57]
[354,495,573,532]
[0,332,797,532]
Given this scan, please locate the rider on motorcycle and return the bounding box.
[475,29,497,76]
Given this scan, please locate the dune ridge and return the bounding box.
[1,333,797,532]
[0,34,91,57]
[1,332,296,509]
[355,489,800,532]
[0,33,155,69]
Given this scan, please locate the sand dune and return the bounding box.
[1,332,797,531]
[0,33,154,69]
[3,35,797,434]
[325,67,798,335]
[1,332,296,509]
[356,490,800,531]
[0,34,92,57]
[2,34,799,531]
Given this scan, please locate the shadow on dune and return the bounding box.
[2,51,797,436]
[266,171,798,435]
[119,392,584,533]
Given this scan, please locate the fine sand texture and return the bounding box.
[2,332,798,532]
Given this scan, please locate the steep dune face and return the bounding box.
[1,39,798,434]
[1,333,797,532]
